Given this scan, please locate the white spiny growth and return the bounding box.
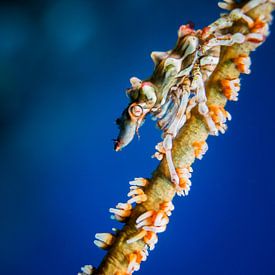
[94,233,115,250]
[221,78,241,101]
[218,0,238,11]
[127,178,148,204]
[175,165,193,196]
[192,141,209,160]
[109,203,132,222]
[208,105,232,134]
[78,265,95,275]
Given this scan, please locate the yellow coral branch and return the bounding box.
[81,2,274,275]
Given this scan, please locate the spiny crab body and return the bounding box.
[114,0,269,188]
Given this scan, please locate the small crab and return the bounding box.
[114,0,269,188]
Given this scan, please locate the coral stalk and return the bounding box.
[79,1,274,274]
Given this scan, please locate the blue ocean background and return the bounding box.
[0,0,274,274]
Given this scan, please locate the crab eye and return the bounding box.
[129,104,143,117]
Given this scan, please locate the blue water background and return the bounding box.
[0,0,274,274]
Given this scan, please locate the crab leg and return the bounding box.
[160,84,191,185]
[202,32,245,52]
[202,7,256,40]
[165,90,190,137]
[158,100,178,130]
[162,134,179,184]
[191,64,218,135]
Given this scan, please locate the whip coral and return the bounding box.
[79,1,274,274]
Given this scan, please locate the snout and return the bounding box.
[114,116,137,151]
[113,139,123,152]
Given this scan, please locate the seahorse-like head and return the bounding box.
[114,78,157,151]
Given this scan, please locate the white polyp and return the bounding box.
[80,265,94,275]
[116,203,132,210]
[244,56,252,68]
[205,115,219,135]
[127,188,143,197]
[95,233,114,245]
[146,238,158,249]
[158,216,169,227]
[227,111,232,121]
[143,247,149,256]
[110,214,125,222]
[127,230,147,244]
[127,194,147,204]
[218,2,232,10]
[230,79,240,92]
[168,202,175,211]
[155,142,165,153]
[140,250,147,262]
[152,152,164,161]
[94,240,108,249]
[127,259,137,274]
[136,210,154,224]
[154,212,164,226]
[136,219,152,229]
[143,225,167,233]
[133,263,140,272]
[217,110,226,123]
[218,126,226,134]
[109,208,130,218]
[202,142,209,154]
[129,178,148,187]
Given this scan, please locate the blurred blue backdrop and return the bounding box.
[0,0,274,274]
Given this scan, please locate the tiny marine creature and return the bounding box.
[113,0,269,188]
[79,1,274,274]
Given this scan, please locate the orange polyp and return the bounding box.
[233,55,251,74]
[115,272,129,275]
[251,17,266,33]
[192,141,207,159]
[128,253,137,264]
[144,231,157,244]
[220,79,240,100]
[179,178,188,189]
